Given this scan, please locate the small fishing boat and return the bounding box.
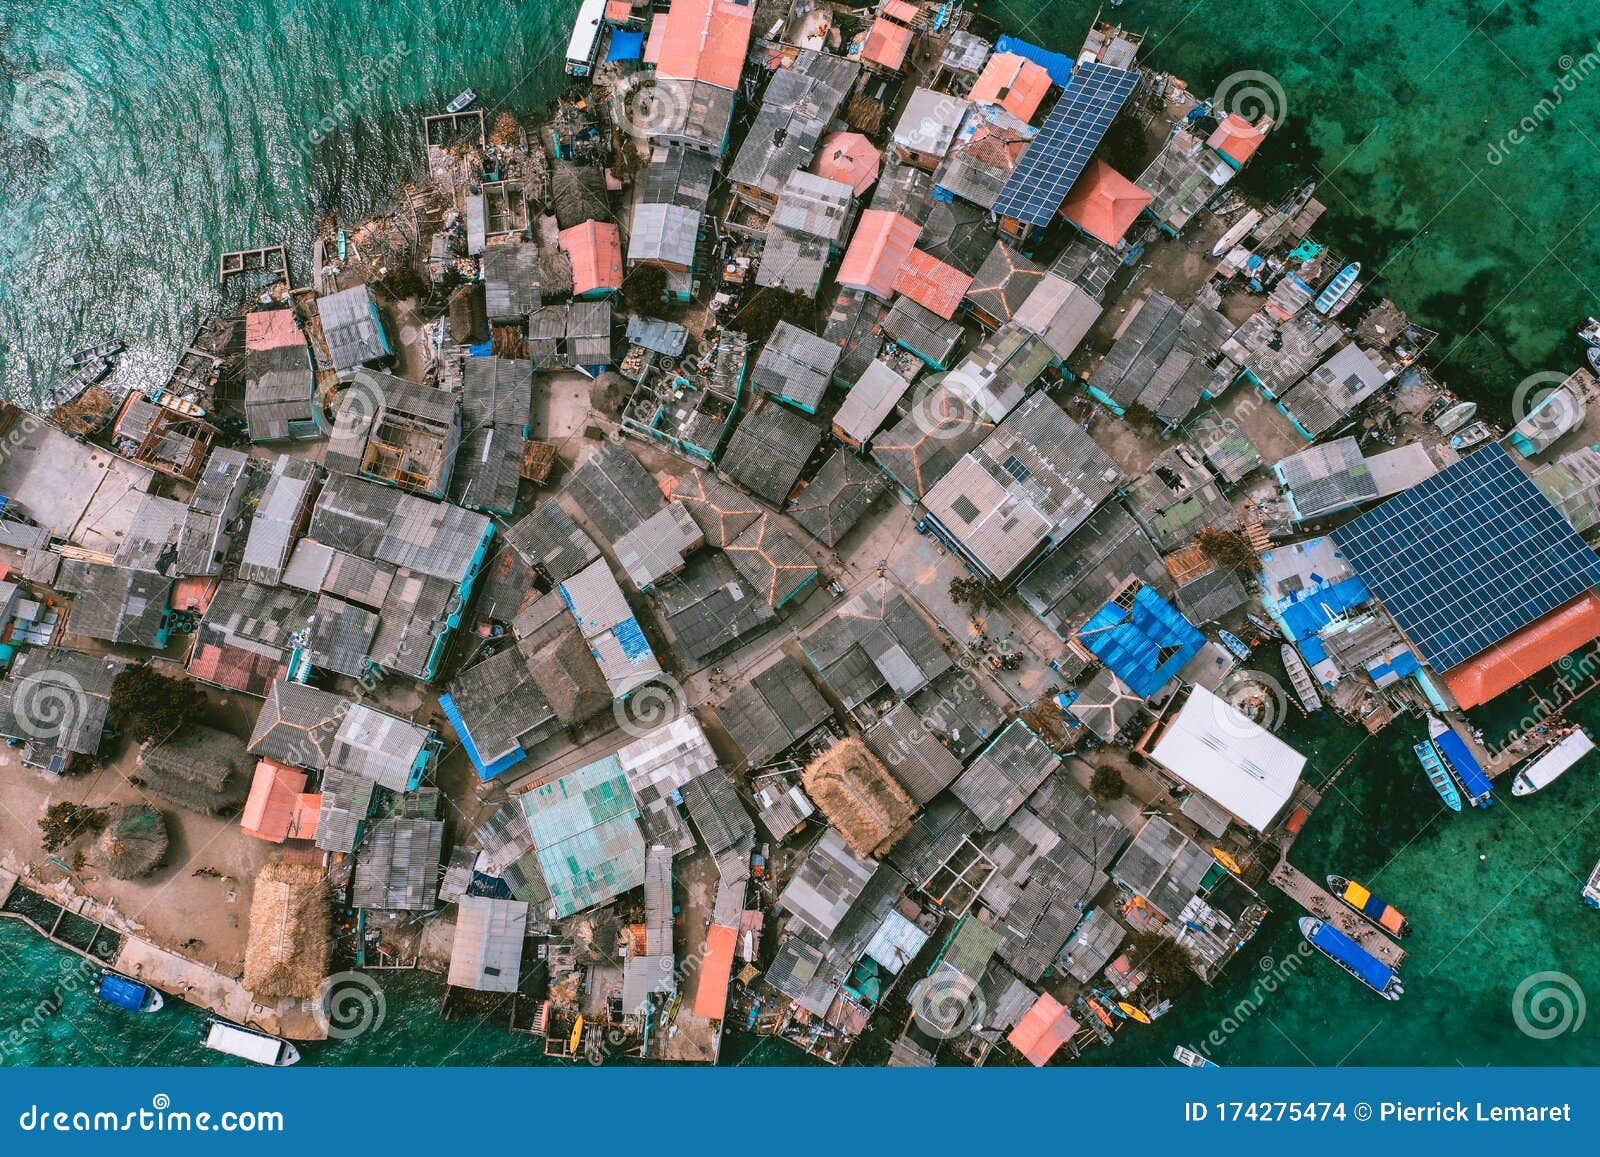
[1449,420,1495,450]
[200,1018,300,1066]
[1218,629,1252,660]
[1173,1045,1219,1068]
[1211,847,1243,875]
[1210,208,1262,258]
[95,971,163,1013]
[1429,715,1494,808]
[1299,917,1404,1000]
[1579,316,1600,348]
[60,338,123,368]
[1116,1001,1152,1025]
[1313,262,1361,315]
[1327,875,1411,937]
[1281,644,1323,712]
[1512,728,1596,796]
[1432,400,1477,435]
[446,88,477,113]
[1413,739,1463,812]
[1584,857,1600,909]
[150,389,205,418]
[1588,347,1600,375]
[1245,611,1279,638]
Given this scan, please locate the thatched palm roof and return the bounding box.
[244,861,331,1000]
[92,804,169,880]
[802,737,916,858]
[137,724,253,814]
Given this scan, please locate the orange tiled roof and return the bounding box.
[1008,993,1079,1066]
[655,0,753,90]
[1207,113,1268,165]
[838,210,921,298]
[881,0,920,22]
[810,131,882,196]
[1443,589,1600,708]
[892,248,975,319]
[693,923,738,1019]
[245,309,303,352]
[240,759,309,843]
[861,16,913,71]
[969,52,1053,122]
[559,220,624,296]
[1059,158,1153,246]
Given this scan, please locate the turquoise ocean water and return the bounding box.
[2,0,1600,1065]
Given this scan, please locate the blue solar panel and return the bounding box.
[992,61,1138,227]
[1331,443,1600,672]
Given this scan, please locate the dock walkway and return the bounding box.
[1269,860,1407,969]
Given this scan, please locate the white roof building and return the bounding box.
[1147,685,1306,832]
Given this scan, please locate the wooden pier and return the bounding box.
[219,244,289,285]
[1269,860,1408,969]
[423,108,485,147]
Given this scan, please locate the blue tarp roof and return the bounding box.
[1310,921,1395,992]
[97,974,151,1011]
[440,693,526,782]
[994,34,1076,87]
[1432,727,1494,803]
[613,617,653,662]
[1078,585,1206,698]
[1298,635,1328,664]
[607,29,644,61]
[1278,576,1372,641]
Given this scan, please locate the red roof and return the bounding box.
[187,642,286,698]
[241,759,309,843]
[969,52,1053,122]
[693,923,738,1020]
[1008,993,1079,1066]
[1444,589,1600,708]
[245,309,303,352]
[559,221,624,296]
[838,210,921,298]
[605,0,634,22]
[861,16,913,71]
[810,131,882,196]
[171,576,218,614]
[881,0,920,22]
[655,0,753,89]
[1059,158,1153,246]
[1208,113,1268,165]
[893,248,974,319]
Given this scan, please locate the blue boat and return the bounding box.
[1217,630,1252,660]
[95,971,164,1013]
[1299,917,1404,1000]
[1428,715,1494,808]
[1313,262,1361,314]
[1413,739,1463,812]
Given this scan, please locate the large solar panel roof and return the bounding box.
[992,61,1138,227]
[1331,443,1600,672]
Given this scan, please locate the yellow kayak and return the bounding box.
[1117,1001,1152,1024]
[1211,848,1242,874]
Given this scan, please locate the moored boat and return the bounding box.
[1218,629,1251,660]
[1173,1044,1218,1068]
[1449,420,1494,449]
[1327,875,1410,937]
[1413,740,1462,812]
[1299,917,1404,1000]
[200,1018,300,1066]
[1116,1001,1152,1025]
[1584,858,1600,909]
[95,970,163,1013]
[446,88,476,113]
[1429,715,1493,808]
[1432,399,1477,435]
[60,338,123,368]
[1512,728,1595,796]
[1313,262,1361,315]
[1281,644,1322,712]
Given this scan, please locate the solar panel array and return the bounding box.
[1330,444,1600,671]
[992,61,1138,227]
